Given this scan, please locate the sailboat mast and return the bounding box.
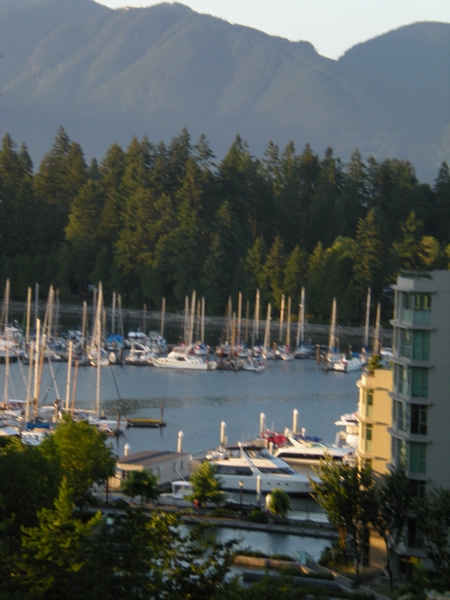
[160,297,166,338]
[95,283,103,418]
[279,294,285,343]
[364,288,371,350]
[237,291,242,343]
[329,297,337,352]
[373,302,381,355]
[286,296,291,348]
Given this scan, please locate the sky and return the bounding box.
[95,0,450,60]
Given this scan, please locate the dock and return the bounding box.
[126,418,166,428]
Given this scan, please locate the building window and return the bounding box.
[411,368,428,397]
[409,442,427,474]
[393,437,407,465]
[412,330,430,361]
[409,479,426,500]
[413,293,432,324]
[410,405,427,435]
[399,329,412,359]
[364,424,373,452]
[399,292,432,324]
[396,364,410,396]
[407,517,424,549]
[362,390,374,418]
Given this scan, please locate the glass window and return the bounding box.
[364,424,373,452]
[413,331,430,361]
[411,368,428,397]
[414,293,432,324]
[399,329,412,359]
[411,405,427,435]
[409,442,426,473]
[363,391,374,417]
[409,479,426,499]
[407,517,424,549]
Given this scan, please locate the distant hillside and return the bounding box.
[1,0,448,181]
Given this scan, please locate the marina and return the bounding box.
[1,354,361,459]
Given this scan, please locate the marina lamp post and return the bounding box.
[239,480,244,513]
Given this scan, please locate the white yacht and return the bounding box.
[272,429,354,466]
[125,341,156,366]
[153,345,217,370]
[203,442,311,495]
[328,353,366,372]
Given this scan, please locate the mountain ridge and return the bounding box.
[1,0,448,181]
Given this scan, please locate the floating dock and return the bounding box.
[126,418,166,428]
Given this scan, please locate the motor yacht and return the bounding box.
[272,429,354,466]
[202,442,311,495]
[153,345,217,370]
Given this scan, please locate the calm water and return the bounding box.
[5,357,360,457]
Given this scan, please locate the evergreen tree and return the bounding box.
[17,478,103,599]
[283,244,308,303]
[260,235,285,311]
[64,180,104,293]
[336,149,367,237]
[392,211,427,272]
[33,127,87,254]
[433,161,450,244]
[307,147,342,249]
[352,208,386,296]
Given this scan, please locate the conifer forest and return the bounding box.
[0,127,449,325]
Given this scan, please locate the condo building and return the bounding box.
[389,270,450,562]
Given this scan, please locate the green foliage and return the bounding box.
[415,487,450,590]
[120,470,159,506]
[1,128,448,313]
[309,456,377,580]
[367,354,383,373]
[40,416,116,502]
[266,488,291,518]
[188,461,226,509]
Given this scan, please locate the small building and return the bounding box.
[109,449,191,491]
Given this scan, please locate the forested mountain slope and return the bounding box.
[1,0,448,181]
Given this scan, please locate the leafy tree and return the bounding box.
[40,416,116,502]
[415,487,450,590]
[309,456,376,580]
[266,488,291,518]
[16,478,103,599]
[121,470,159,506]
[372,465,410,591]
[0,437,59,542]
[187,461,226,510]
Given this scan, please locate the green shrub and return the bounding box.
[246,509,268,523]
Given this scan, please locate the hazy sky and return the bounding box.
[95,0,450,59]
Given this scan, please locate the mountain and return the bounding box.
[1,0,448,181]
